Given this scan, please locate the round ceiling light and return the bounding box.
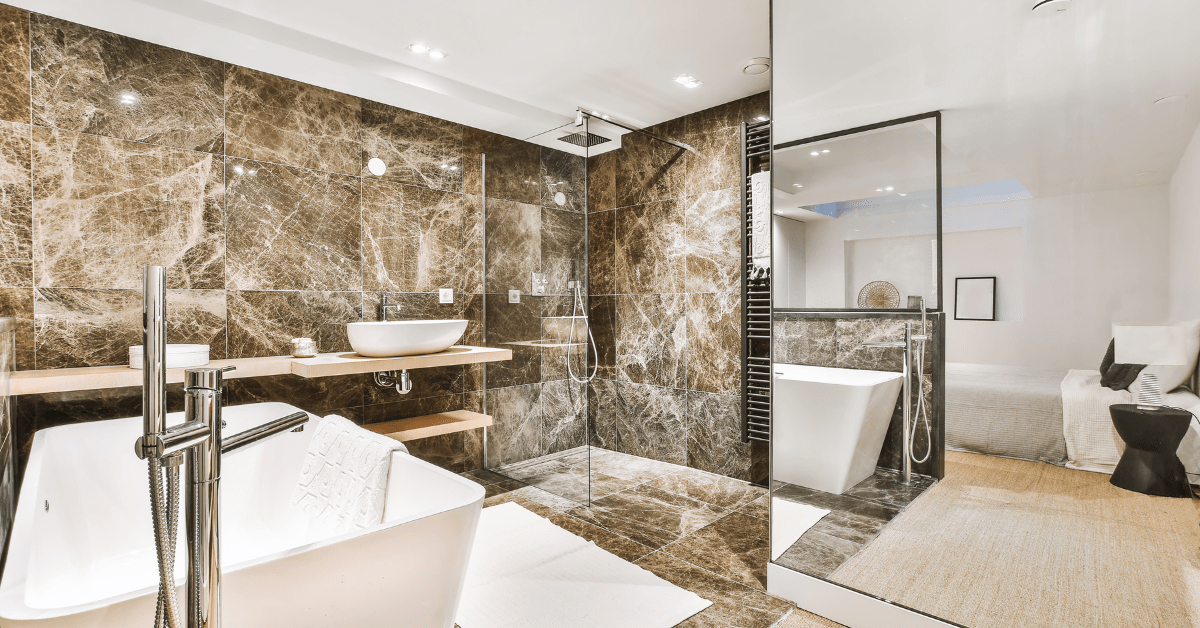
[1032,0,1071,13]
[743,57,771,75]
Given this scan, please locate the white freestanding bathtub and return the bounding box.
[773,364,904,494]
[0,402,484,628]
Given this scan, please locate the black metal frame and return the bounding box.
[953,276,997,321]
[773,110,945,312]
[741,120,773,444]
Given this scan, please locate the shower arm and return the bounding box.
[575,108,696,153]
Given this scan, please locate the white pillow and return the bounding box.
[1113,320,1200,392]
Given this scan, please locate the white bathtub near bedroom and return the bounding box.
[773,364,904,494]
[0,402,484,628]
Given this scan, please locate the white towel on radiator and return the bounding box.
[291,415,407,534]
[751,170,772,272]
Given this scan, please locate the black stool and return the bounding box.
[1109,403,1194,498]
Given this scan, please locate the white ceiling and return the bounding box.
[14,0,770,140]
[773,0,1200,198]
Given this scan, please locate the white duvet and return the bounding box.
[1061,370,1200,480]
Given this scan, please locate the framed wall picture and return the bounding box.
[955,276,996,321]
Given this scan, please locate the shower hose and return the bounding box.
[149,455,183,628]
[911,337,932,465]
[566,282,598,384]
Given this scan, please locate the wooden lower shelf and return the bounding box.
[364,410,492,442]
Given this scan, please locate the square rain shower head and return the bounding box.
[558,131,611,148]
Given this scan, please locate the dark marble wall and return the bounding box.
[588,93,770,483]
[0,4,587,481]
[0,318,13,570]
[772,311,946,478]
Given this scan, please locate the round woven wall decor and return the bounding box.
[857,281,900,308]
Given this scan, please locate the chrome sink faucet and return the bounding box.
[136,265,308,628]
[379,293,402,321]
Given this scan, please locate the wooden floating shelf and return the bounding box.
[9,346,512,396]
[365,410,492,443]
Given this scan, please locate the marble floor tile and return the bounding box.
[635,551,793,628]
[459,468,509,487]
[809,510,890,546]
[774,530,862,579]
[664,512,769,590]
[548,513,654,562]
[483,479,526,499]
[646,466,766,510]
[773,482,901,522]
[843,467,936,510]
[738,494,770,520]
[566,483,728,549]
[588,448,683,483]
[483,485,579,517]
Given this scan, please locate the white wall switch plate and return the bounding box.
[508,289,521,303]
[439,288,453,304]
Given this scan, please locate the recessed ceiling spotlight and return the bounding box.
[898,193,907,196]
[811,151,820,156]
[673,74,703,88]
[876,188,883,192]
[1134,171,1159,177]
[742,57,771,75]
[822,149,830,153]
[1031,0,1071,13]
[428,50,446,59]
[1154,95,1187,105]
[793,183,803,188]
[885,186,894,191]
[408,43,447,59]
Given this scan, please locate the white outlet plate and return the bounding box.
[508,289,521,303]
[439,288,453,304]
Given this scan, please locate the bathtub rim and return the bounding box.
[773,363,905,387]
[0,413,485,622]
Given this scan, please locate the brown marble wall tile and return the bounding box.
[225,65,360,175]
[225,158,360,291]
[616,293,686,389]
[227,290,360,358]
[224,373,364,416]
[588,295,617,380]
[614,381,687,465]
[0,120,31,286]
[587,377,619,450]
[485,382,541,466]
[540,207,585,295]
[686,293,741,394]
[834,318,906,371]
[404,426,483,473]
[32,127,224,289]
[615,117,686,208]
[684,188,741,294]
[485,198,540,294]
[364,365,463,404]
[586,150,616,213]
[687,390,752,481]
[362,291,465,323]
[540,147,585,212]
[540,379,586,455]
[462,127,539,204]
[0,287,32,370]
[360,99,462,191]
[484,294,540,388]
[587,209,614,295]
[463,195,483,294]
[30,14,224,153]
[363,393,462,424]
[773,317,837,366]
[362,180,463,293]
[613,199,685,294]
[33,287,225,368]
[0,5,29,124]
[683,92,769,197]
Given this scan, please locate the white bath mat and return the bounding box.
[457,503,711,628]
[771,498,831,560]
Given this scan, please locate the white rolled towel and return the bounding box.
[751,171,772,274]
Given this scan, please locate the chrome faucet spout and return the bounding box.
[222,412,309,455]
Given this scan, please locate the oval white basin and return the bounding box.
[346,320,468,357]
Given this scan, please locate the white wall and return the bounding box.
[773,216,806,308]
[845,234,936,308]
[1169,123,1200,321]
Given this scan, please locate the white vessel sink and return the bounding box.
[346,320,468,357]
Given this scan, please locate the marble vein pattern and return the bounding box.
[684,188,741,293]
[646,465,765,510]
[0,120,31,287]
[587,378,620,450]
[539,147,585,212]
[587,209,614,295]
[225,158,361,291]
[361,291,465,323]
[685,391,753,481]
[588,448,682,484]
[34,287,226,368]
[566,483,727,549]
[406,428,483,473]
[30,14,224,153]
[482,484,577,517]
[484,294,540,388]
[226,290,360,359]
[224,373,363,416]
[547,513,653,561]
[773,317,837,366]
[462,195,483,294]
[616,293,686,388]
[834,319,906,371]
[683,93,769,197]
[224,65,360,175]
[484,199,540,294]
[360,99,463,191]
[635,552,793,628]
[462,127,539,204]
[364,364,464,404]
[664,512,769,590]
[485,383,541,466]
[540,379,586,455]
[686,293,741,395]
[540,207,585,295]
[615,117,686,208]
[613,199,685,294]
[738,494,769,520]
[612,381,687,465]
[32,127,224,289]
[587,295,617,380]
[0,4,29,124]
[363,180,463,293]
[775,530,862,579]
[586,150,616,213]
[0,287,33,370]
[363,393,462,424]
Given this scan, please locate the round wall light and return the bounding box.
[368,158,387,176]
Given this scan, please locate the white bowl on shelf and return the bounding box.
[129,344,211,369]
[346,320,468,357]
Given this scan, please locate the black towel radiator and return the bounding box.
[741,120,772,444]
